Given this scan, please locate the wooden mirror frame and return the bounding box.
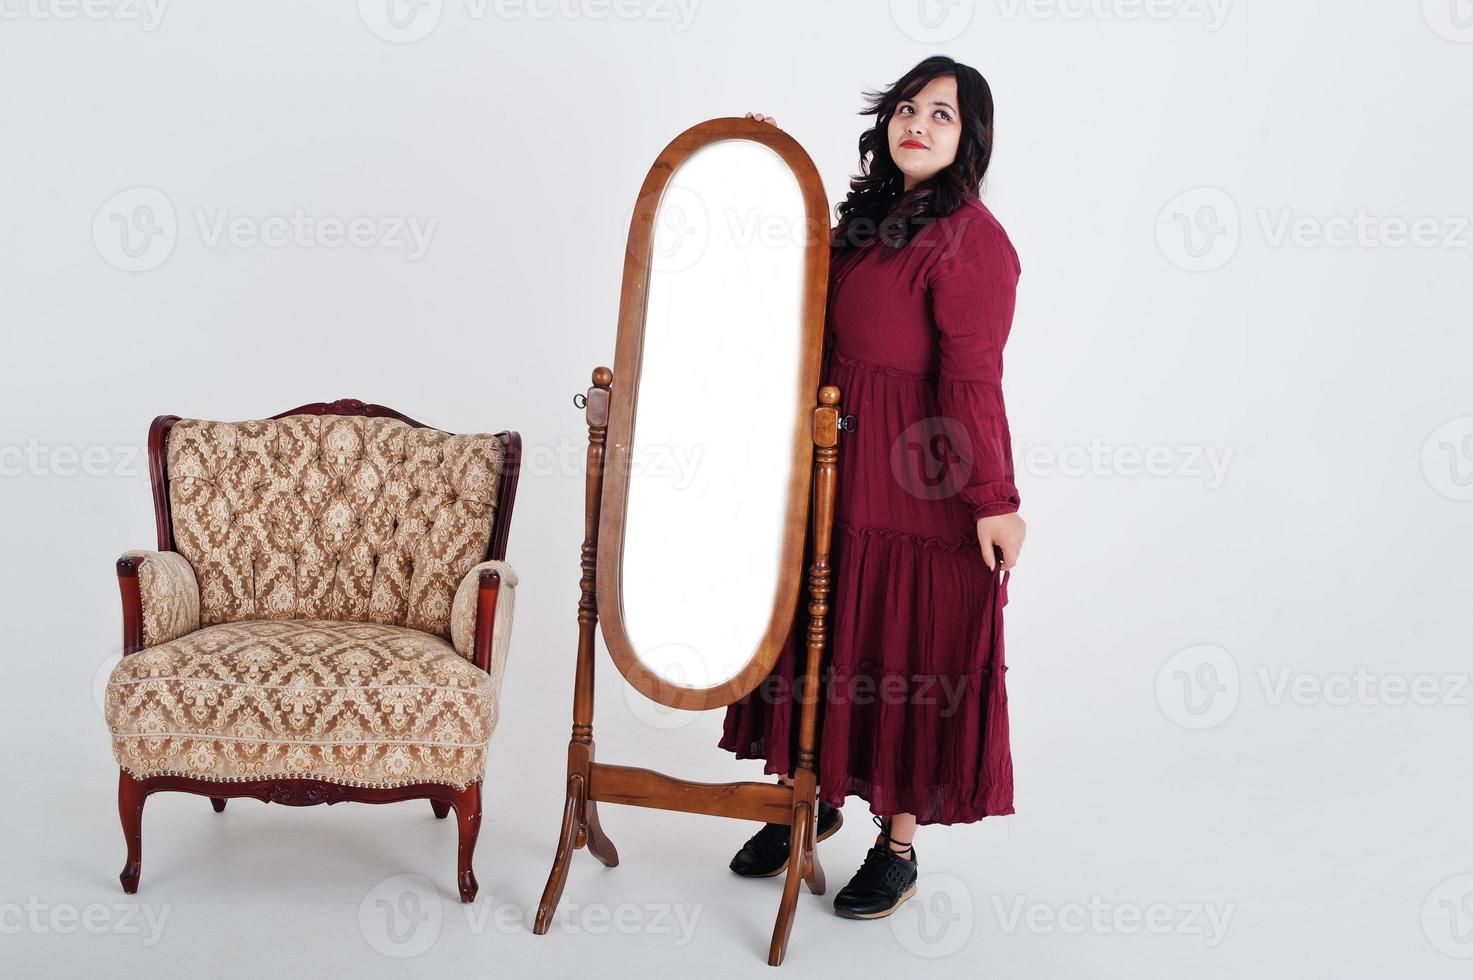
[597,116,832,710]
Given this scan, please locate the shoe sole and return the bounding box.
[834,882,918,920]
[733,810,845,878]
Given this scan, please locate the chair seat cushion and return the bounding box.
[106,620,497,789]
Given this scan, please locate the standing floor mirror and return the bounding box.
[533,117,847,965]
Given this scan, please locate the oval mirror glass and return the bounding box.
[620,137,808,693]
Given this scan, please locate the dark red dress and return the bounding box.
[718,197,1022,826]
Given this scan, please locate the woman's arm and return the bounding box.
[927,209,1026,570]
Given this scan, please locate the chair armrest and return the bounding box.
[450,560,518,676]
[116,550,200,654]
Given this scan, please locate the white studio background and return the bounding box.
[2,2,1470,977]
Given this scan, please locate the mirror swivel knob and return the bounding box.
[838,414,858,433]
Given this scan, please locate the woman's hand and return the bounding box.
[976,512,1026,572]
[744,111,780,129]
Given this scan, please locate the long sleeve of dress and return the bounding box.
[926,211,1022,521]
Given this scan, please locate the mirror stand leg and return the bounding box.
[584,796,619,867]
[768,800,812,967]
[801,812,825,895]
[534,769,585,935]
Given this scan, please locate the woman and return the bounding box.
[718,55,1026,920]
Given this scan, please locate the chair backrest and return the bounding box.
[160,411,507,638]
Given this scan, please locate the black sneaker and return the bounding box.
[833,815,918,919]
[729,799,843,877]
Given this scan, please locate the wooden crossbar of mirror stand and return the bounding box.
[533,367,845,966]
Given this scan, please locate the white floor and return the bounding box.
[7,604,1471,979]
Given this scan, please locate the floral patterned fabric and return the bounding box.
[450,559,519,662]
[106,619,498,789]
[124,550,201,648]
[166,415,504,641]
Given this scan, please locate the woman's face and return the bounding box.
[886,73,961,190]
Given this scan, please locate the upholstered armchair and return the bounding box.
[105,400,521,903]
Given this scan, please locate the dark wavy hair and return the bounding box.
[832,55,995,252]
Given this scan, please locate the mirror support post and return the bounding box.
[768,384,844,966]
[535,367,621,937]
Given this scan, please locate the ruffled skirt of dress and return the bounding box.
[718,349,1014,826]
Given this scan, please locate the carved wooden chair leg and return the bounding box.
[768,800,812,966]
[451,782,482,903]
[583,798,619,867]
[118,770,147,894]
[430,799,451,820]
[533,773,584,934]
[210,797,227,812]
